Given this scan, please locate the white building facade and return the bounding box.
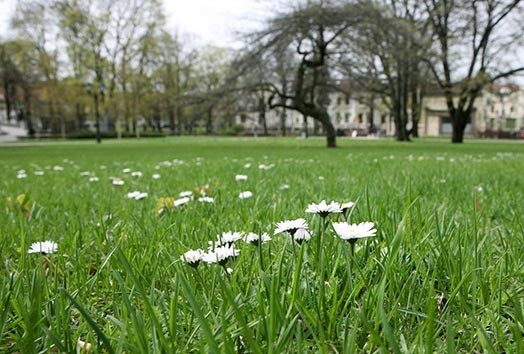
[236,92,392,137]
[237,85,524,138]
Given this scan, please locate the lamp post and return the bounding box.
[85,81,105,143]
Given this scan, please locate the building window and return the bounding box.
[506,118,516,130]
[336,112,341,123]
[491,105,494,113]
[345,96,349,105]
[337,97,341,106]
[240,114,247,123]
[510,106,514,113]
[440,116,453,135]
[345,113,350,122]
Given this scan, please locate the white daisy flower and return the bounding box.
[239,191,253,199]
[198,197,215,203]
[179,191,193,198]
[305,200,343,217]
[17,172,27,179]
[89,176,99,182]
[53,166,64,171]
[112,178,125,186]
[127,191,148,200]
[293,228,312,244]
[258,164,275,170]
[332,222,377,241]
[244,232,271,246]
[279,184,290,190]
[318,176,325,181]
[131,171,143,178]
[174,197,191,207]
[80,171,91,177]
[340,201,355,213]
[181,249,204,267]
[217,231,243,246]
[152,174,161,180]
[202,245,240,266]
[34,171,44,176]
[127,191,140,199]
[77,340,93,353]
[122,168,131,173]
[27,241,58,255]
[274,218,309,236]
[235,174,248,181]
[244,163,251,169]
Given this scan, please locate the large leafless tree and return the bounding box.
[239,1,360,147]
[423,0,524,143]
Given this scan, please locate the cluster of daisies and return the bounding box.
[181,231,271,273]
[25,201,376,265]
[125,173,253,207]
[181,200,377,271]
[27,240,58,255]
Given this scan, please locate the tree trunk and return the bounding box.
[280,107,287,136]
[257,96,268,136]
[94,92,101,143]
[206,106,213,134]
[303,114,308,138]
[451,127,464,143]
[58,105,66,139]
[261,110,268,136]
[22,86,34,137]
[176,106,183,135]
[168,104,176,135]
[75,103,85,129]
[410,88,421,138]
[451,111,468,143]
[322,119,337,148]
[48,100,56,133]
[392,103,408,141]
[3,81,12,121]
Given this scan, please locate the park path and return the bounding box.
[0,125,27,143]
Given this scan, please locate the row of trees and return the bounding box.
[1,0,237,140]
[235,0,524,146]
[1,0,523,147]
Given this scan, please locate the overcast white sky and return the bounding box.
[164,0,269,47]
[0,0,271,47]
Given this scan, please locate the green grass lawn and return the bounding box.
[1,137,523,353]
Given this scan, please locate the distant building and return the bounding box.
[236,83,524,138]
[235,89,392,137]
[479,85,524,138]
[419,84,524,138]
